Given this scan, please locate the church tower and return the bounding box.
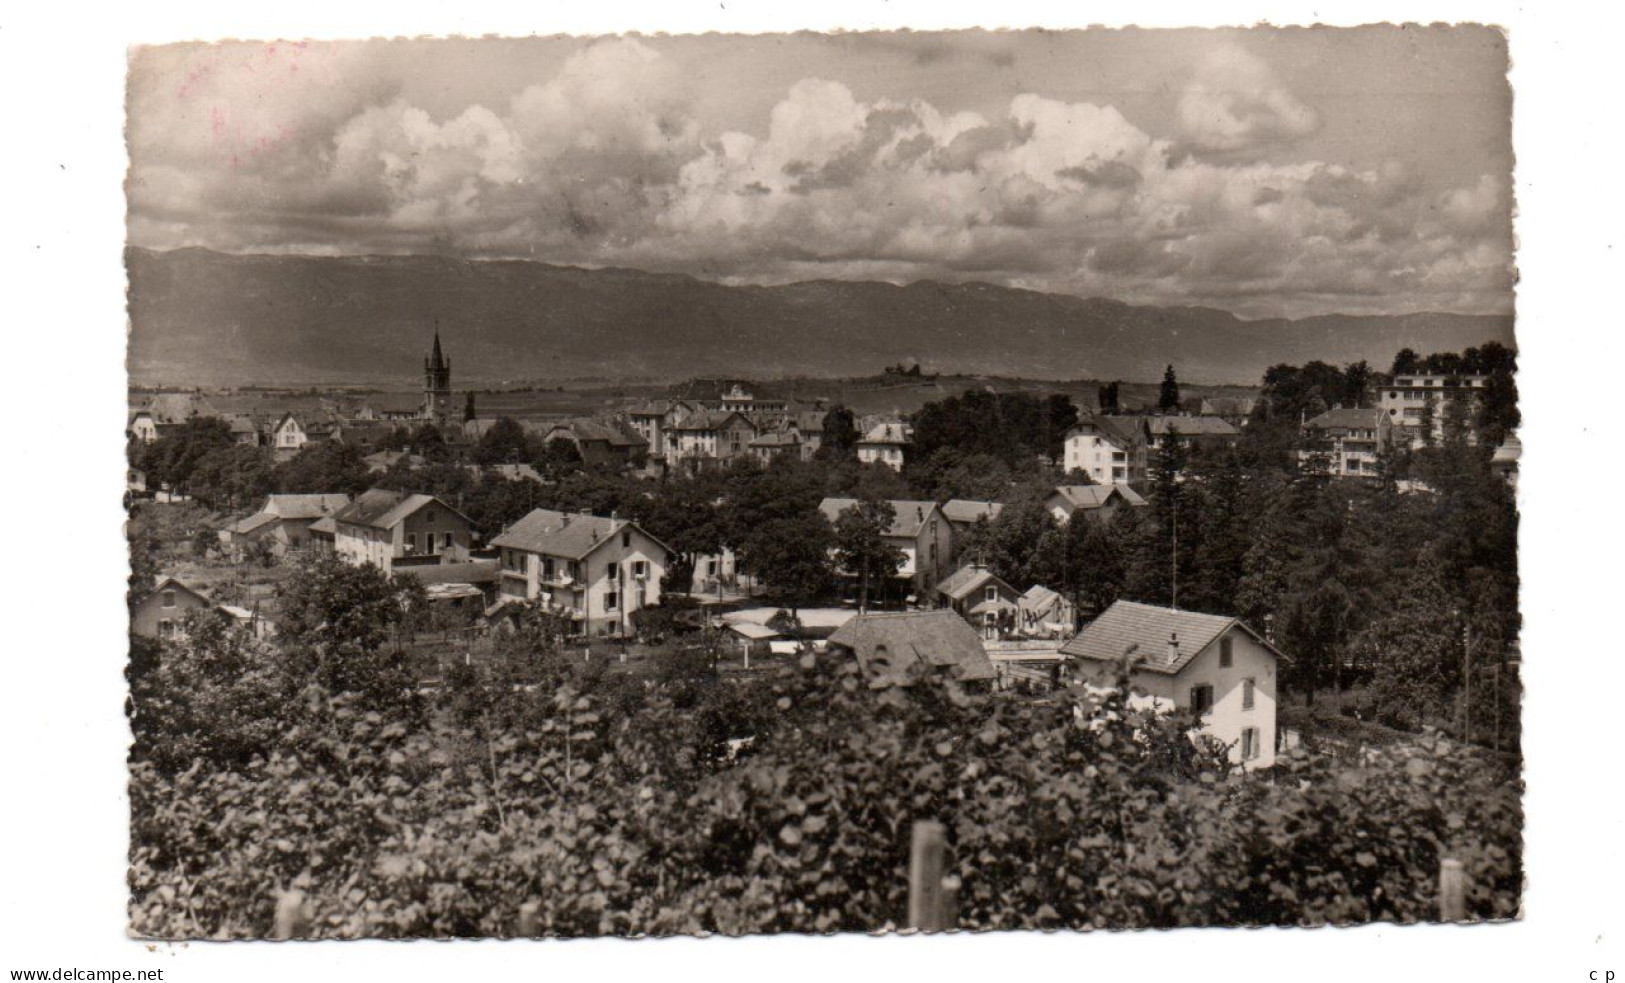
[423,329,452,426]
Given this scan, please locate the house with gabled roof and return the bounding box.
[127,393,224,443]
[223,493,353,557]
[856,421,910,471]
[934,563,1021,637]
[1017,584,1077,639]
[541,418,649,469]
[826,609,997,686]
[666,410,757,470]
[817,497,952,596]
[271,410,341,461]
[1301,406,1391,478]
[489,509,669,637]
[330,488,474,573]
[1141,415,1241,452]
[1060,600,1288,768]
[1043,484,1148,524]
[132,576,274,642]
[1062,416,1145,485]
[939,499,1005,535]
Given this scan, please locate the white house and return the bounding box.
[1061,417,1145,485]
[330,489,475,573]
[490,509,670,637]
[1301,407,1392,478]
[1060,601,1287,769]
[1379,372,1490,447]
[856,421,910,470]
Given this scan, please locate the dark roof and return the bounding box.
[935,564,1015,601]
[263,494,351,519]
[1059,600,1285,675]
[332,489,466,531]
[490,509,668,560]
[139,394,222,425]
[1071,415,1144,445]
[818,498,940,538]
[749,431,801,447]
[827,610,996,682]
[1145,416,1240,437]
[150,576,218,607]
[1305,407,1384,430]
[940,499,1005,525]
[669,410,756,433]
[1048,485,1146,511]
[548,418,648,447]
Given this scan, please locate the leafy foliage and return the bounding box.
[129,635,1521,938]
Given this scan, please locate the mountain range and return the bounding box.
[126,247,1515,388]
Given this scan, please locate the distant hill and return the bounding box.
[126,247,1515,388]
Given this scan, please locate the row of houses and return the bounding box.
[783,598,1285,769]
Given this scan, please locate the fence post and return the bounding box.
[273,889,309,940]
[516,901,541,938]
[939,874,961,932]
[1438,857,1467,922]
[908,820,946,932]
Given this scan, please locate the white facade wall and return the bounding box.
[858,443,906,470]
[1073,627,1278,769]
[498,528,667,636]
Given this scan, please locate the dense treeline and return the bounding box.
[129,577,1521,937]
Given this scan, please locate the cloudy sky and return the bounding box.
[127,27,1512,318]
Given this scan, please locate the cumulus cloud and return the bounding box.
[1176,44,1320,155]
[127,38,1512,317]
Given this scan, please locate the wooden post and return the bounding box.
[516,902,541,938]
[1438,857,1467,922]
[908,820,946,932]
[273,889,309,940]
[939,874,961,932]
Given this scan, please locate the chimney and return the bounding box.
[1167,631,1180,663]
[561,515,571,527]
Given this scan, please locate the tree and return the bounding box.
[409,423,450,462]
[188,443,276,510]
[1043,394,1079,462]
[831,498,905,611]
[274,440,371,495]
[463,391,477,424]
[819,405,860,461]
[474,416,532,466]
[1158,365,1181,413]
[740,511,835,614]
[1391,348,1420,375]
[1342,360,1373,408]
[136,417,234,495]
[1360,549,1460,729]
[274,555,425,713]
[1098,381,1120,414]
